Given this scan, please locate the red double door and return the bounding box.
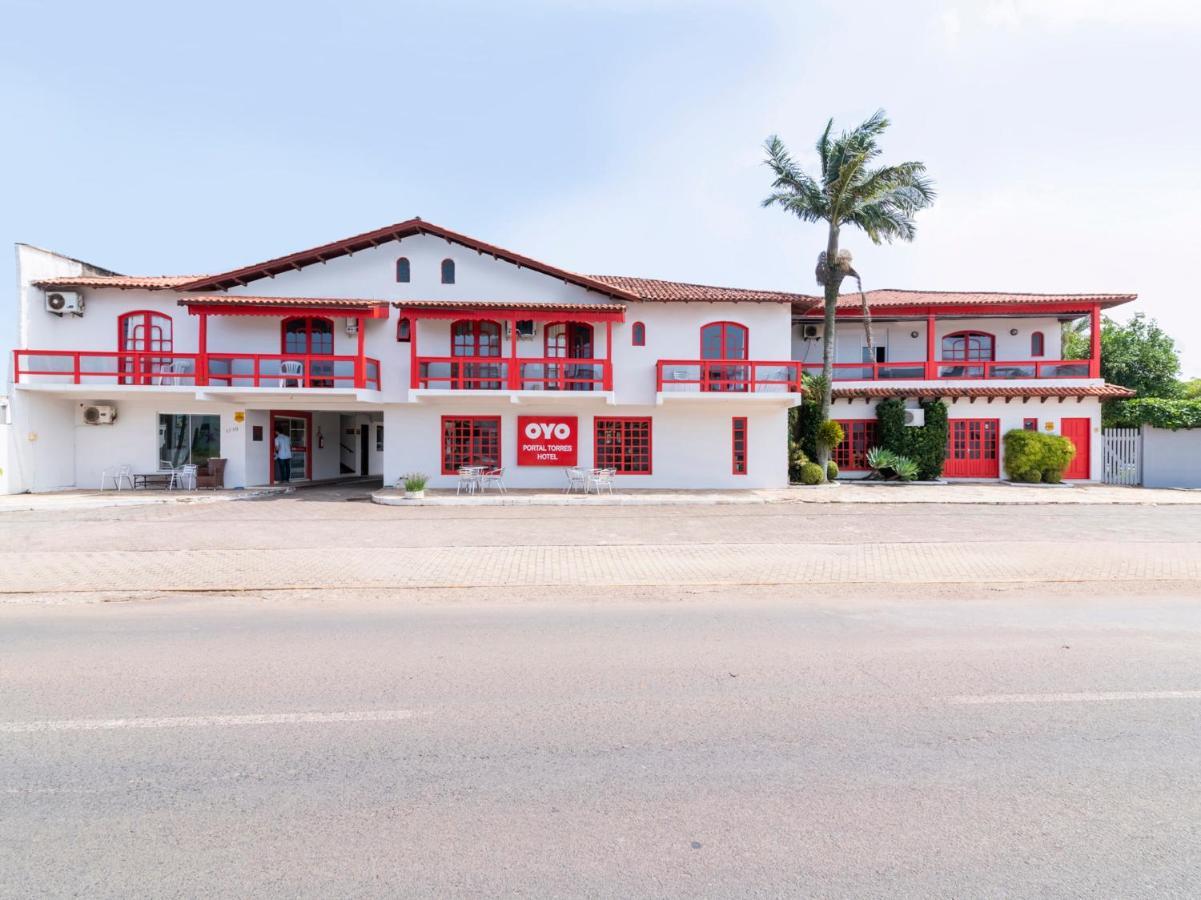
[944,419,999,478]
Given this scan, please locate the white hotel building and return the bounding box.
[2,218,1135,493]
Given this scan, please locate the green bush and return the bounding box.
[798,461,825,485]
[816,419,845,451]
[1106,398,1201,430]
[866,446,918,481]
[826,460,839,481]
[875,399,948,480]
[1002,430,1076,483]
[790,400,822,462]
[788,440,809,482]
[402,472,429,492]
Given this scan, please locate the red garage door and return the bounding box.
[945,419,1000,478]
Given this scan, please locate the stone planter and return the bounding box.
[404,489,426,500]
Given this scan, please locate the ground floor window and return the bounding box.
[833,420,878,471]
[158,414,220,468]
[732,417,747,474]
[441,416,500,473]
[594,417,652,474]
[944,418,1000,477]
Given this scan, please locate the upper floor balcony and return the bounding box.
[798,358,1092,381]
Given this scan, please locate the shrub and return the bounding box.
[1002,430,1076,483]
[816,419,845,451]
[891,456,920,481]
[798,461,825,485]
[1106,398,1201,430]
[875,399,948,480]
[790,400,822,462]
[402,472,429,492]
[826,460,839,481]
[866,446,918,481]
[788,440,809,482]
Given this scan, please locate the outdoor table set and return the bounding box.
[565,467,615,494]
[100,462,197,491]
[455,466,506,494]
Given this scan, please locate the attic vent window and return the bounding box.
[441,258,456,284]
[396,258,410,283]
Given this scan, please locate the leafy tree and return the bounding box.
[1064,313,1180,399]
[763,110,935,478]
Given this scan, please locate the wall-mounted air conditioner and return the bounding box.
[46,291,84,316]
[800,324,820,340]
[903,408,925,427]
[506,320,536,340]
[83,404,117,425]
[345,319,359,335]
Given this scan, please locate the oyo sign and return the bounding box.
[518,415,578,466]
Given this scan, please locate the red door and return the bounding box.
[944,419,999,477]
[1061,418,1091,480]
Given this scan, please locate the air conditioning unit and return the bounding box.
[83,404,117,425]
[903,408,925,427]
[345,318,359,335]
[46,290,84,316]
[801,324,820,340]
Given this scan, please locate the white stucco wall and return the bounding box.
[1142,427,1201,489]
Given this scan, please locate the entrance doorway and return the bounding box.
[359,424,370,477]
[944,419,1000,477]
[1061,418,1091,480]
[269,411,312,483]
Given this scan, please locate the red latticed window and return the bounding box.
[732,417,748,474]
[441,417,500,474]
[832,420,878,470]
[594,418,652,474]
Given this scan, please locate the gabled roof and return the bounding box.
[796,288,1137,315]
[33,275,201,290]
[176,218,641,301]
[588,275,817,304]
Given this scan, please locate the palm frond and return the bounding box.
[762,135,829,219]
[815,118,833,180]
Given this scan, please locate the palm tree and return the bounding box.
[763,110,935,475]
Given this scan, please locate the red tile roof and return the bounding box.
[831,383,1135,400]
[179,296,390,312]
[588,275,818,304]
[395,299,625,312]
[34,275,202,290]
[797,289,1137,314]
[177,218,641,301]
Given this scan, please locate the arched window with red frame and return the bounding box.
[631,321,646,347]
[700,321,749,392]
[118,310,173,384]
[451,319,501,389]
[1031,331,1045,357]
[941,330,994,361]
[281,317,334,387]
[544,322,595,392]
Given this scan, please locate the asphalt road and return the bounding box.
[3,496,1201,897]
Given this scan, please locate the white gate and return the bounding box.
[1102,428,1142,485]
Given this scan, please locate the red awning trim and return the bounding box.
[395,300,625,323]
[180,296,390,318]
[831,383,1134,400]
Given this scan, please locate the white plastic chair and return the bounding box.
[101,464,134,491]
[171,464,198,491]
[279,360,304,388]
[588,468,616,494]
[480,467,506,493]
[564,467,587,494]
[456,466,481,495]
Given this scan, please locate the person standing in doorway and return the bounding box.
[274,426,293,483]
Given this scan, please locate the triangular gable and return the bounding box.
[178,218,639,302]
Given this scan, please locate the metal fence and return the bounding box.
[1102,428,1142,485]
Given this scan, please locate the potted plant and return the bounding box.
[401,472,429,499]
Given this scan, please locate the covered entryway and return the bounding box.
[944,418,1000,478]
[269,412,312,484]
[1061,417,1092,480]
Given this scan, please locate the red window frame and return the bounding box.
[941,330,995,361]
[631,321,646,347]
[451,319,501,357]
[594,417,652,474]
[280,316,334,355]
[544,322,593,358]
[1023,417,1038,431]
[396,257,410,283]
[832,419,878,471]
[700,321,749,359]
[441,258,456,284]
[117,310,174,385]
[396,317,411,342]
[1031,331,1045,357]
[944,419,1000,477]
[732,417,748,475]
[440,416,501,474]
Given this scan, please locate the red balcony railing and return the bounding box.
[656,360,804,393]
[415,356,610,391]
[798,359,1091,381]
[13,350,381,390]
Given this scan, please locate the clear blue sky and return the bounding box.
[3,0,1197,375]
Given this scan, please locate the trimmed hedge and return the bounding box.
[798,462,824,485]
[790,401,822,462]
[1002,429,1076,483]
[826,460,839,481]
[875,399,949,480]
[1106,398,1201,430]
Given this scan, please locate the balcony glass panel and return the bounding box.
[1039,362,1089,377]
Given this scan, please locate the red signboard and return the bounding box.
[517,415,578,466]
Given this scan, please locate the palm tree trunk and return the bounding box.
[817,224,839,479]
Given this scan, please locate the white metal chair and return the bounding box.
[588,468,616,494]
[564,467,588,494]
[155,360,191,386]
[171,464,199,491]
[480,467,506,493]
[279,360,304,388]
[456,466,482,495]
[101,464,134,491]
